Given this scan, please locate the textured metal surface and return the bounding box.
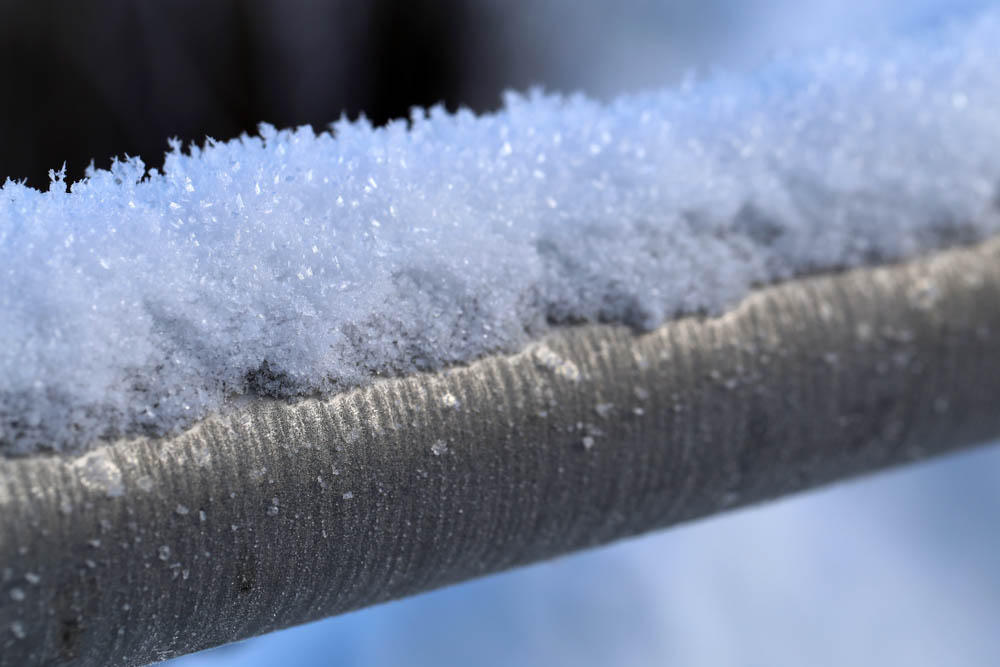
[3,238,1000,665]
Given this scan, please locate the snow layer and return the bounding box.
[3,10,1000,455]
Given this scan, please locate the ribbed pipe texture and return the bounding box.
[3,237,1000,665]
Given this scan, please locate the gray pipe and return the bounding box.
[3,237,1000,666]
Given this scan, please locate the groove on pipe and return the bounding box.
[3,237,1000,666]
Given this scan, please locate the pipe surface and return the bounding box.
[3,237,1000,665]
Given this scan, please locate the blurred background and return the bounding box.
[2,0,998,664]
[0,0,991,188]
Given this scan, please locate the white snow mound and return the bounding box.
[3,10,1000,454]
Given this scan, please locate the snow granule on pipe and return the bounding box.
[2,10,1000,455]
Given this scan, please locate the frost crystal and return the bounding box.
[3,10,1000,454]
[594,403,615,419]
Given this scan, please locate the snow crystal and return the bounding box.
[71,451,124,496]
[594,403,615,419]
[3,10,1000,455]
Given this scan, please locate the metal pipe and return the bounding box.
[3,237,1000,666]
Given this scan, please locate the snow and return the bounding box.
[3,9,1000,455]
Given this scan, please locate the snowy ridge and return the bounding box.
[3,9,1000,454]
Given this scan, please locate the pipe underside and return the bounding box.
[3,237,1000,666]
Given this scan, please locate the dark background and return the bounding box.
[0,0,988,189]
[0,0,515,188]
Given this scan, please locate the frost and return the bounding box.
[532,345,581,383]
[342,491,354,500]
[175,504,190,515]
[3,10,1000,454]
[71,450,124,497]
[158,545,171,561]
[9,587,25,601]
[430,440,449,456]
[9,622,25,639]
[594,403,615,419]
